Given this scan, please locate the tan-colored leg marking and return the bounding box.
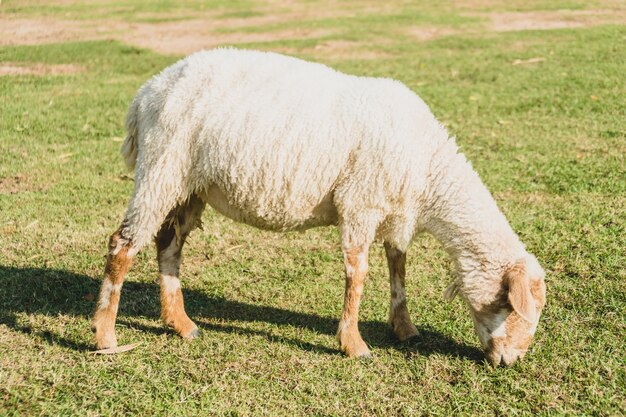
[337,244,371,358]
[384,243,419,341]
[159,275,198,338]
[155,197,204,339]
[91,229,134,349]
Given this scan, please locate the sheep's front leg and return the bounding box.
[91,229,134,349]
[384,243,418,341]
[337,244,371,358]
[155,197,204,339]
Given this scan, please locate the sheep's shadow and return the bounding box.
[0,265,482,362]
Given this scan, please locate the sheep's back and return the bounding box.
[130,49,439,231]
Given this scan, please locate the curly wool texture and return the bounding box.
[120,48,540,309]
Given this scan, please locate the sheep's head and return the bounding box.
[469,258,546,367]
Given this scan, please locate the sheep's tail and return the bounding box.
[120,99,139,170]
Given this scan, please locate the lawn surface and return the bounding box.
[1,1,624,415]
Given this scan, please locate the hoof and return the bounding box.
[341,340,372,359]
[400,333,421,343]
[182,327,200,340]
[95,333,118,350]
[338,327,371,358]
[391,319,419,342]
[357,350,373,360]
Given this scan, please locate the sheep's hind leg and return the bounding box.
[156,195,205,339]
[337,243,372,358]
[91,228,135,349]
[384,242,419,341]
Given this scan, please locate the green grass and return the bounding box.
[1,1,625,415]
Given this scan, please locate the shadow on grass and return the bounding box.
[0,266,483,362]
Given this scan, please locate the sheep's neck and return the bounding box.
[421,141,525,286]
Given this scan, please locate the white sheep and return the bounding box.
[91,48,546,366]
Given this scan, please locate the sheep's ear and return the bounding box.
[506,266,536,323]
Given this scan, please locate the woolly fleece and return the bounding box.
[121,48,541,312]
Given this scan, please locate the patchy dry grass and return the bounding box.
[2,0,625,55]
[0,0,624,415]
[0,62,84,76]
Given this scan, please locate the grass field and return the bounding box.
[1,0,625,415]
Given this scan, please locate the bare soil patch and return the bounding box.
[452,0,626,12]
[0,62,84,76]
[0,16,93,46]
[1,6,624,57]
[486,9,626,32]
[120,21,335,55]
[405,26,460,42]
[0,15,335,55]
[405,9,625,42]
[255,0,393,21]
[0,1,398,57]
[0,175,39,194]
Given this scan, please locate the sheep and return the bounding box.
[91,48,546,366]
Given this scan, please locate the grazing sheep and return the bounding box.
[91,48,546,366]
